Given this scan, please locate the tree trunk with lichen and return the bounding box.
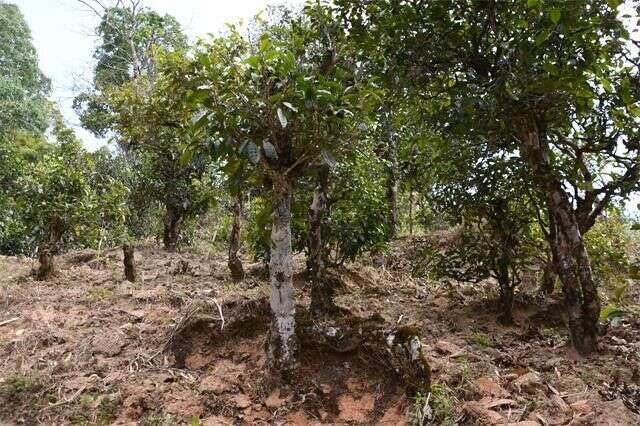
[267,173,296,379]
[308,167,336,316]
[123,244,137,282]
[519,124,600,355]
[540,206,558,296]
[228,192,245,282]
[163,205,181,252]
[36,217,62,281]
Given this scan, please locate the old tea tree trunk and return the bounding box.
[519,123,600,355]
[163,204,182,252]
[123,243,137,282]
[268,173,297,378]
[36,216,63,281]
[228,191,245,282]
[308,166,338,316]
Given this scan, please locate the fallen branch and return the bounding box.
[40,385,87,411]
[0,317,19,327]
[212,298,225,330]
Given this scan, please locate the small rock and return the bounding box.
[265,389,289,408]
[200,375,232,394]
[92,334,125,357]
[320,383,332,395]
[464,401,505,424]
[476,376,510,398]
[513,372,543,394]
[544,357,563,370]
[594,399,640,425]
[570,400,592,414]
[435,340,463,355]
[233,393,252,409]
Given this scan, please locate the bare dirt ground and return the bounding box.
[1,237,639,425]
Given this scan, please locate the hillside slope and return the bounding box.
[1,240,639,425]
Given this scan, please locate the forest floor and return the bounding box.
[1,236,640,425]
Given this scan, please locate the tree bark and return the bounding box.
[308,167,336,316]
[540,207,559,296]
[267,173,297,378]
[385,113,399,240]
[408,191,414,236]
[228,192,245,282]
[123,244,137,282]
[36,217,63,281]
[36,247,55,280]
[163,205,181,252]
[496,248,514,325]
[519,124,600,355]
[540,261,556,295]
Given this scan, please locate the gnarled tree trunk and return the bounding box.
[163,205,181,252]
[540,205,558,296]
[36,217,63,281]
[308,166,336,316]
[36,247,55,281]
[496,253,515,325]
[228,191,245,282]
[519,124,600,355]
[540,262,557,295]
[267,173,296,378]
[123,244,137,282]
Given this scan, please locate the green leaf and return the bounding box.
[321,150,337,168]
[186,89,209,106]
[542,62,557,75]
[179,146,194,166]
[607,0,622,9]
[190,111,208,133]
[277,108,288,128]
[259,35,272,52]
[599,304,626,321]
[263,141,278,160]
[550,9,561,24]
[601,78,613,93]
[527,0,538,8]
[535,29,552,46]
[246,141,260,164]
[282,101,298,113]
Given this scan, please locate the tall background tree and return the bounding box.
[0,1,52,254]
[74,1,211,249]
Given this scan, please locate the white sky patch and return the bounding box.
[14,0,303,150]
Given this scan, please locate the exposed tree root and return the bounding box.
[164,297,430,395]
[297,311,431,395]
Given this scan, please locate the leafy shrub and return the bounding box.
[584,214,631,287]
